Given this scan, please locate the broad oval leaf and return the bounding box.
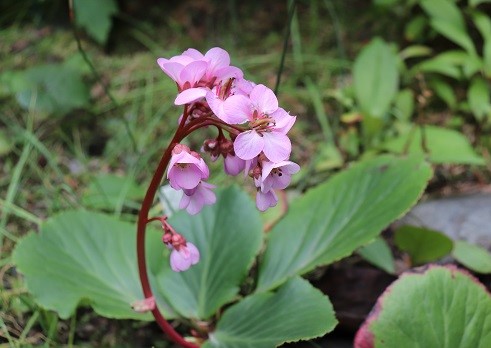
[204,277,337,348]
[154,186,263,319]
[13,210,170,320]
[382,125,485,165]
[256,155,431,292]
[394,225,453,266]
[353,38,399,118]
[355,265,491,347]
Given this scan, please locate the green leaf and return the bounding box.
[470,0,491,7]
[204,277,337,348]
[393,89,415,121]
[256,155,431,292]
[82,174,143,210]
[399,45,432,60]
[12,64,90,115]
[473,11,491,76]
[394,225,453,265]
[429,78,457,109]
[358,237,396,274]
[420,0,475,54]
[382,125,485,165]
[353,38,400,118]
[404,15,428,42]
[154,186,263,319]
[73,0,118,45]
[413,50,467,79]
[468,77,491,122]
[12,210,169,320]
[366,266,491,347]
[453,240,491,274]
[0,129,13,156]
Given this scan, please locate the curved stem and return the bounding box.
[136,107,199,348]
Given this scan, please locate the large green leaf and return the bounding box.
[357,266,491,347]
[82,174,143,211]
[73,0,118,45]
[353,38,399,118]
[394,225,453,266]
[382,125,485,165]
[13,210,170,320]
[204,277,337,348]
[154,186,263,319]
[256,155,431,292]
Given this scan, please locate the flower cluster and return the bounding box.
[160,47,300,215]
[160,217,200,272]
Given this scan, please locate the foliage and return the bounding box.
[2,0,491,346]
[73,0,119,45]
[356,265,491,347]
[13,154,431,346]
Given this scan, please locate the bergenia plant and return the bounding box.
[13,47,436,348]
[136,47,299,346]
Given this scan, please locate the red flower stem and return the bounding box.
[136,106,199,348]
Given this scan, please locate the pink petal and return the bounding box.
[157,60,183,83]
[224,155,245,176]
[271,108,296,134]
[222,95,252,124]
[182,48,204,60]
[175,88,207,105]
[186,242,200,265]
[169,151,200,167]
[180,60,208,85]
[250,84,278,114]
[179,192,191,210]
[215,66,244,81]
[170,249,192,272]
[262,132,291,162]
[233,78,256,96]
[169,166,202,190]
[196,158,210,179]
[256,190,278,211]
[169,53,196,65]
[206,90,226,119]
[282,161,300,175]
[205,47,230,71]
[234,131,265,160]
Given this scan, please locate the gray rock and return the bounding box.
[397,193,491,250]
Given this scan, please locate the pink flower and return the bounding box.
[179,181,216,215]
[170,242,200,272]
[157,47,243,106]
[258,160,300,192]
[157,57,208,105]
[256,189,278,211]
[222,84,296,162]
[167,145,209,190]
